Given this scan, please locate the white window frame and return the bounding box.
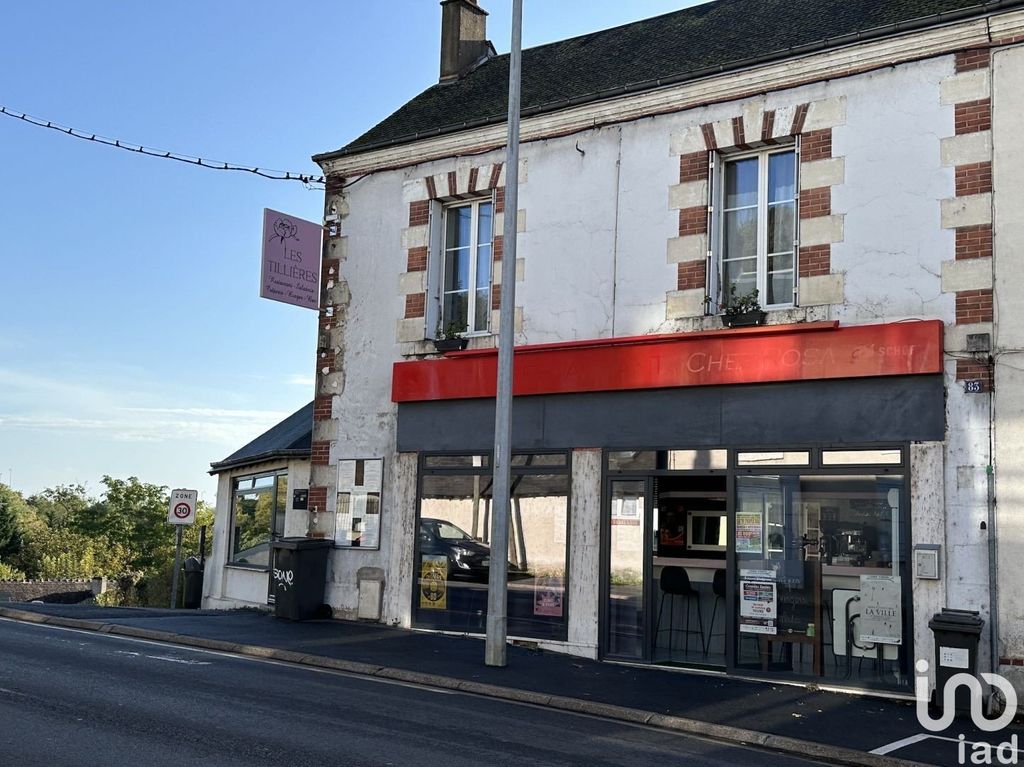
[710,143,800,312]
[438,197,494,337]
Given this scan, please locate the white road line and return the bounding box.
[144,655,211,665]
[869,733,931,755]
[872,732,1024,756]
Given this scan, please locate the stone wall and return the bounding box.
[0,577,107,603]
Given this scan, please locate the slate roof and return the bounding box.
[209,402,313,473]
[319,0,1015,160]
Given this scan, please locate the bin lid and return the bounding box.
[928,608,984,634]
[271,537,334,551]
[183,556,203,571]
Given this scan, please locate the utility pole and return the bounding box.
[485,0,523,668]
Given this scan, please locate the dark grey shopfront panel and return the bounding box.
[396,375,945,452]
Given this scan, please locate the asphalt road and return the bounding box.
[0,617,828,767]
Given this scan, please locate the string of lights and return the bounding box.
[0,104,325,187]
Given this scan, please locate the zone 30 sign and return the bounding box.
[167,489,198,525]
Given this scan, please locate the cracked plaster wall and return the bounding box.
[831,57,954,325]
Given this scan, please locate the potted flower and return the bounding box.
[433,321,469,352]
[716,286,767,328]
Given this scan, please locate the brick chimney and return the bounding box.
[440,0,489,82]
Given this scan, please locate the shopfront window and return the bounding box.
[735,473,908,688]
[414,454,570,640]
[230,471,287,567]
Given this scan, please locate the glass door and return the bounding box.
[605,479,650,660]
[733,472,908,687]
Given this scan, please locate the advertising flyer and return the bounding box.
[735,511,764,554]
[739,570,777,635]
[858,575,903,645]
[420,555,447,610]
[533,577,564,617]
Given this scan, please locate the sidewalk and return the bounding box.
[2,602,1018,767]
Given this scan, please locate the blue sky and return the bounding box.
[0,0,700,502]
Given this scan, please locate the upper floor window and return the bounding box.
[442,199,493,335]
[716,148,796,310]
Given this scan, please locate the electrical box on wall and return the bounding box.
[914,544,941,579]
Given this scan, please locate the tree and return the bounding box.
[0,484,26,560]
[26,483,89,529]
[72,476,170,574]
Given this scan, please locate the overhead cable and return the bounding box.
[0,105,325,186]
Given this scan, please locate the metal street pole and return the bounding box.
[485,0,523,668]
[170,525,183,609]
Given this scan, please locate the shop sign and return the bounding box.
[739,570,777,635]
[735,511,763,554]
[260,208,322,310]
[858,575,902,645]
[420,555,447,610]
[392,320,943,403]
[533,577,564,617]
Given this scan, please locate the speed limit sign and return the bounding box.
[167,489,198,525]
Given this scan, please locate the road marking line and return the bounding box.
[145,655,211,665]
[872,732,1024,756]
[869,733,931,754]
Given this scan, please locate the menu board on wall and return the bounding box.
[336,458,383,549]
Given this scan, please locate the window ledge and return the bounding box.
[400,333,496,359]
[671,305,830,333]
[225,563,269,573]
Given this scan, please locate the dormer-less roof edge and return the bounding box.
[313,0,1022,166]
[209,449,311,475]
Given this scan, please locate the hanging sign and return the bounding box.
[260,208,322,310]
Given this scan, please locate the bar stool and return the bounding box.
[704,568,726,657]
[655,566,706,657]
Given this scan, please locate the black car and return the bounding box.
[419,518,493,582]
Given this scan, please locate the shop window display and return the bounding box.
[414,454,570,641]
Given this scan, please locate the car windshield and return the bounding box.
[433,521,473,541]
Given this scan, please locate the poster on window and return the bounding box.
[858,575,902,645]
[420,555,448,610]
[735,511,764,554]
[533,577,564,617]
[336,458,383,549]
[739,570,777,635]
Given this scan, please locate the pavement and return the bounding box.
[1,602,1020,767]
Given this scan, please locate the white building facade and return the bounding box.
[212,0,1024,695]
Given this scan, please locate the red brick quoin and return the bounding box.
[311,442,331,466]
[956,225,992,261]
[955,289,993,324]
